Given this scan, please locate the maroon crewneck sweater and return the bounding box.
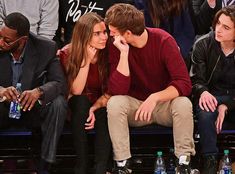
[108,28,192,101]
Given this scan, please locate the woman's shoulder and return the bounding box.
[57,43,71,72]
[57,44,71,57]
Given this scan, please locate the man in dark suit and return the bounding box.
[0,12,67,173]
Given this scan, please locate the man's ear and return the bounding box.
[22,36,28,41]
[124,30,132,39]
[125,30,132,36]
[18,36,28,47]
[20,36,28,44]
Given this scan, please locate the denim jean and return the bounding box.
[196,95,233,155]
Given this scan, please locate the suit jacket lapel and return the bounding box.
[0,53,12,87]
[21,38,38,91]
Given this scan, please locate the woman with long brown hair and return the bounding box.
[58,12,111,174]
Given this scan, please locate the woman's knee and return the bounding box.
[95,107,107,122]
[68,95,90,110]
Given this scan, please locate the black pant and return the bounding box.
[0,95,67,163]
[196,95,235,155]
[69,95,112,174]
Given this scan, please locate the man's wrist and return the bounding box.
[0,86,5,102]
[220,104,228,113]
[120,50,129,57]
[36,87,44,99]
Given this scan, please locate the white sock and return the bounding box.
[116,160,127,167]
[179,155,190,165]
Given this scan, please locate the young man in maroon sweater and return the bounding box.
[105,3,195,174]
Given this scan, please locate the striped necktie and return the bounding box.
[222,0,235,7]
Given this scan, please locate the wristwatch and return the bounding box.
[36,87,44,99]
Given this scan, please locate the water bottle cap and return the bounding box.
[157,151,163,156]
[224,149,229,154]
[16,83,22,87]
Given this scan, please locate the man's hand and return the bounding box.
[113,35,130,76]
[135,94,157,122]
[113,35,129,53]
[85,107,96,130]
[216,104,228,134]
[207,0,216,8]
[0,86,18,102]
[199,91,218,112]
[19,88,41,111]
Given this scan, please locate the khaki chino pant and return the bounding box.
[107,95,196,161]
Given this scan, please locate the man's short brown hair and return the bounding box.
[105,3,145,36]
[212,5,235,31]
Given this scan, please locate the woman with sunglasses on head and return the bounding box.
[58,12,112,174]
[191,5,235,173]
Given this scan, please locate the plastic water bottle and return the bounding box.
[167,148,176,174]
[219,149,232,174]
[9,83,22,119]
[154,151,167,174]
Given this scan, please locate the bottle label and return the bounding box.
[9,83,22,119]
[220,168,232,174]
[154,171,166,174]
[9,101,21,119]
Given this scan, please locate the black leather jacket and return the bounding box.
[190,31,235,110]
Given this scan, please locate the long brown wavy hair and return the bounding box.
[66,12,108,92]
[147,0,187,27]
